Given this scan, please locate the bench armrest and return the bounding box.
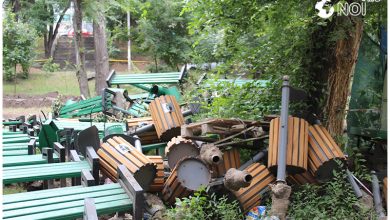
[83,198,98,220]
[106,69,116,87]
[70,150,81,162]
[28,139,37,155]
[53,142,66,162]
[86,146,100,185]
[42,147,54,163]
[117,165,144,220]
[81,170,95,187]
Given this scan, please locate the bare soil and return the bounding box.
[3,91,76,109]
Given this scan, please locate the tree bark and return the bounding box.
[323,15,363,137]
[93,3,109,95]
[73,0,90,98]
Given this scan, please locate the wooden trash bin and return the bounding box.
[268,116,309,174]
[308,124,346,182]
[233,163,275,213]
[149,95,185,141]
[166,136,199,169]
[97,136,156,190]
[147,155,165,192]
[212,148,241,178]
[287,171,318,185]
[162,157,211,204]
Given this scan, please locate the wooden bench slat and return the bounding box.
[4,161,87,171]
[4,188,125,211]
[3,137,31,144]
[3,150,28,156]
[6,199,131,220]
[3,154,59,167]
[4,184,120,204]
[4,195,130,219]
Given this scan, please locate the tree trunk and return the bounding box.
[73,0,90,98]
[323,15,363,137]
[93,3,109,95]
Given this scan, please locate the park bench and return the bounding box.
[58,88,151,118]
[3,139,37,157]
[3,146,99,186]
[106,65,187,87]
[3,139,65,167]
[3,165,144,220]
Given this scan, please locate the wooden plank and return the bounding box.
[4,188,124,211]
[4,194,130,219]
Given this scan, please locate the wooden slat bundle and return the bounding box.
[211,148,241,178]
[97,136,156,190]
[166,136,199,169]
[268,117,309,174]
[308,124,346,182]
[147,155,165,192]
[162,157,210,204]
[287,171,318,185]
[233,163,275,213]
[149,95,185,141]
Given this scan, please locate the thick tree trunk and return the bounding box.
[73,0,90,98]
[93,4,109,95]
[323,15,363,137]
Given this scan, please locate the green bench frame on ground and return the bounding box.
[3,165,144,220]
[3,146,99,185]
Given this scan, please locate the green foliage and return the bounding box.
[288,163,375,219]
[166,187,243,220]
[42,58,60,73]
[3,11,38,81]
[132,0,191,70]
[190,80,279,120]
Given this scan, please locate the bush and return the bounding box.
[166,187,243,220]
[3,11,37,81]
[288,163,376,219]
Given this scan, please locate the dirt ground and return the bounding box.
[3,91,77,119]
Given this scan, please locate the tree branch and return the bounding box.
[51,0,71,42]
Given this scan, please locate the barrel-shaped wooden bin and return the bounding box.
[166,136,199,169]
[147,155,165,192]
[149,95,185,141]
[287,171,318,185]
[212,148,241,178]
[268,117,309,174]
[97,136,157,190]
[308,124,346,182]
[162,157,211,204]
[233,163,275,213]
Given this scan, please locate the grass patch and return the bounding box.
[3,184,26,195]
[3,70,150,96]
[3,71,96,96]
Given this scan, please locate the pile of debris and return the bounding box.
[3,74,387,220]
